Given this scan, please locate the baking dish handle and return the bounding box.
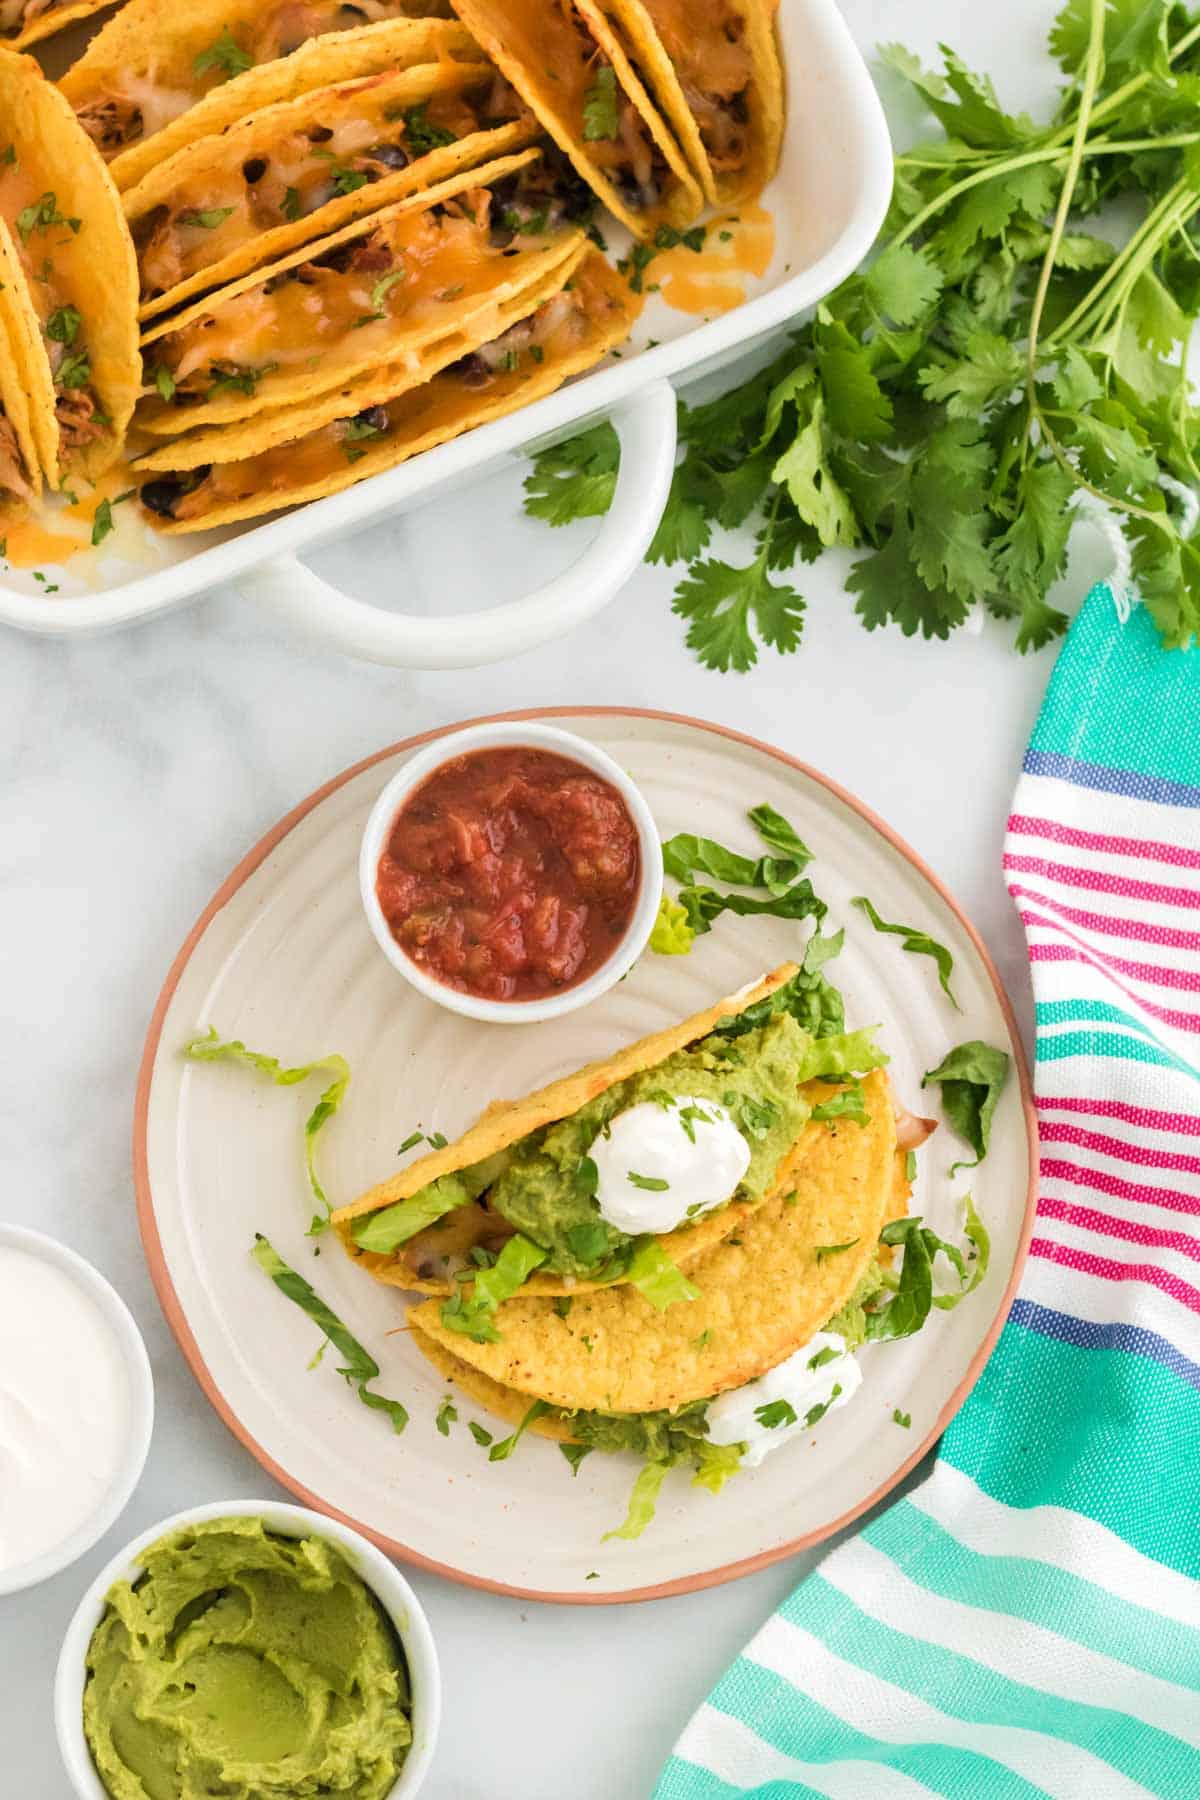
[235,377,677,668]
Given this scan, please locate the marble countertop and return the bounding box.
[1,1,1102,1793]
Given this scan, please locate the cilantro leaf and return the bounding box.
[672,552,805,674]
[194,25,253,79]
[523,421,619,525]
[582,66,619,141]
[754,1398,798,1429]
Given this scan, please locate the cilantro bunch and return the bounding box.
[525,0,1200,670]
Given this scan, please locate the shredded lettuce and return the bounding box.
[602,1459,673,1541]
[810,1083,869,1125]
[864,1198,989,1342]
[922,1041,1010,1171]
[251,1235,407,1432]
[649,893,695,954]
[439,1233,547,1343]
[185,1028,349,1235]
[624,1238,700,1310]
[488,1398,551,1462]
[852,895,960,1009]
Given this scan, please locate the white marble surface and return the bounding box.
[0,2,1101,1794]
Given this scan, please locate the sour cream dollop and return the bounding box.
[0,1247,132,1574]
[706,1332,862,1467]
[589,1095,751,1235]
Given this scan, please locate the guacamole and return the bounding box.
[82,1516,412,1800]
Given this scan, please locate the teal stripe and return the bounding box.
[1037,1001,1200,1074]
[655,1754,824,1800]
[941,1319,1200,1578]
[786,1575,1200,1796]
[1035,1027,1200,1080]
[1028,587,1200,784]
[708,1655,1051,1800]
[863,1500,1200,1693]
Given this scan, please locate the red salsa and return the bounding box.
[375,746,642,1002]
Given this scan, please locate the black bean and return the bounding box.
[242,157,267,184]
[354,405,389,431]
[369,142,409,170]
[140,469,210,518]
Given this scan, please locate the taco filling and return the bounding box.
[138,248,628,525]
[0,406,35,504]
[0,166,110,468]
[73,0,446,155]
[634,0,754,181]
[1,0,73,40]
[345,971,885,1310]
[133,71,529,307]
[143,159,583,416]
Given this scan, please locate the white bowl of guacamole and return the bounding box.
[55,1500,441,1800]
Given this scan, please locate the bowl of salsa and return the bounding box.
[359,722,663,1023]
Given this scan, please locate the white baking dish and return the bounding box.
[0,0,891,665]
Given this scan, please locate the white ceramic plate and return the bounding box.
[135,710,1036,1602]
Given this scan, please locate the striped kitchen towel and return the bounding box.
[655,584,1200,1800]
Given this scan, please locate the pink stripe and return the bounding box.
[1014,891,1200,951]
[1027,943,1200,1033]
[1028,1236,1200,1315]
[1040,1156,1200,1218]
[1007,813,1200,871]
[1006,853,1200,910]
[1037,1196,1200,1261]
[1037,1119,1200,1176]
[1024,937,1200,995]
[1038,1095,1200,1135]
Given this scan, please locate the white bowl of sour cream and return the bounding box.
[0,1225,154,1596]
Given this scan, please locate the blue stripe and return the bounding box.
[708,1654,1052,1799]
[1010,1299,1200,1393]
[1022,749,1200,810]
[1036,1028,1200,1080]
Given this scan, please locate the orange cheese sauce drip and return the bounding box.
[0,517,84,569]
[2,462,147,568]
[656,202,773,314]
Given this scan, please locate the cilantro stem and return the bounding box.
[1043,19,1200,147]
[1044,179,1187,348]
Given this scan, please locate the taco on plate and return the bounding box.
[447,0,702,239]
[134,148,590,434]
[135,245,635,529]
[59,0,457,187]
[407,1073,942,1536]
[583,0,783,206]
[0,52,139,486]
[126,48,535,322]
[331,964,889,1330]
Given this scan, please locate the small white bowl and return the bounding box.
[55,1499,441,1800]
[359,721,663,1024]
[0,1225,153,1598]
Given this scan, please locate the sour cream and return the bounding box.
[706,1333,862,1467]
[0,1246,132,1574]
[589,1095,751,1235]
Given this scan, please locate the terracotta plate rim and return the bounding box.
[132,706,1038,1606]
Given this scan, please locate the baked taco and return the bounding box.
[0,53,139,486]
[59,0,458,188]
[0,228,43,510]
[136,246,635,529]
[2,0,117,54]
[331,964,889,1334]
[447,0,702,239]
[407,1073,942,1535]
[135,148,589,434]
[127,50,535,322]
[583,0,783,207]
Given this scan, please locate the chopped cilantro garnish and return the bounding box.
[46,305,80,345]
[16,194,80,243]
[754,1398,797,1429]
[581,65,619,141]
[55,348,91,390]
[804,1385,842,1427]
[654,224,705,253]
[627,1171,669,1191]
[560,1442,591,1476]
[369,271,404,315]
[207,361,278,397]
[400,103,457,154]
[193,25,253,80]
[488,1398,551,1461]
[467,1420,493,1447]
[905,1149,918,1182]
[281,186,302,221]
[807,1345,840,1370]
[153,364,176,402]
[331,167,370,195]
[397,1129,423,1154]
[893,1408,912,1428]
[553,1296,572,1319]
[179,207,235,229]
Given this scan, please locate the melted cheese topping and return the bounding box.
[136,79,502,299]
[170,252,627,515]
[154,196,559,395]
[639,0,752,170]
